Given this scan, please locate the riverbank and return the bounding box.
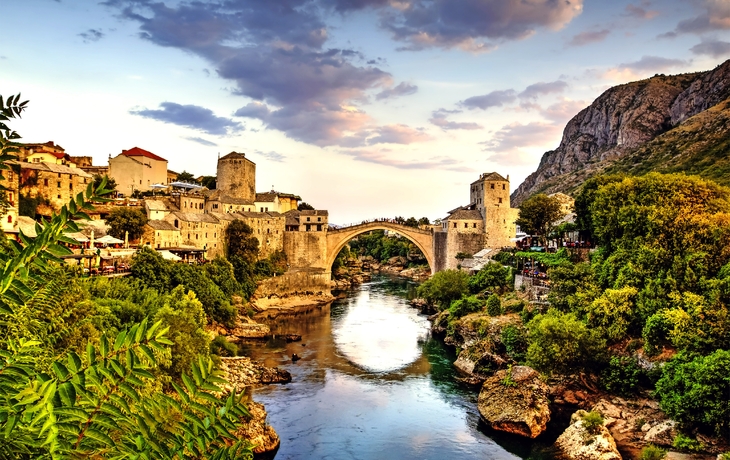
[332,255,429,289]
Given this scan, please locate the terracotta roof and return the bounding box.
[448,209,483,220]
[147,220,178,231]
[121,147,167,162]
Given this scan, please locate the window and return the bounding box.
[44,179,48,186]
[7,171,12,181]
[8,192,13,205]
[69,183,73,190]
[317,217,321,222]
[139,180,142,185]
[58,173,61,178]
[490,184,494,189]
[57,194,61,199]
[498,198,502,204]
[473,223,477,228]
[195,234,198,240]
[453,223,457,228]
[306,217,310,222]
[464,223,468,228]
[205,233,208,238]
[502,184,506,190]
[7,215,12,223]
[57,181,61,188]
[174,220,179,228]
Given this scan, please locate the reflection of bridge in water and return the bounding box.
[326,220,435,274]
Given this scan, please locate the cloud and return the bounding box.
[540,99,587,123]
[107,0,392,146]
[131,102,243,135]
[367,124,432,144]
[375,82,418,100]
[623,3,659,20]
[602,55,688,81]
[518,80,568,99]
[690,38,730,58]
[79,28,104,43]
[185,137,218,146]
[341,149,473,172]
[567,29,609,47]
[333,0,584,51]
[662,0,730,37]
[429,108,482,130]
[460,89,517,110]
[254,150,286,162]
[482,121,562,155]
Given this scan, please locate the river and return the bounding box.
[245,275,541,460]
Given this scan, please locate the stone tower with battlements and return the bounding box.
[216,152,256,202]
[470,172,519,248]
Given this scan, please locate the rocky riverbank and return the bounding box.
[421,299,729,459]
[332,255,429,289]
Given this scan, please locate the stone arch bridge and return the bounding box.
[326,221,435,273]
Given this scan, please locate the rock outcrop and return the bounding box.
[234,401,280,455]
[477,365,551,438]
[511,59,730,205]
[219,356,292,389]
[555,410,622,460]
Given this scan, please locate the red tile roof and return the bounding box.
[121,147,166,162]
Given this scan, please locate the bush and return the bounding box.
[501,324,528,363]
[639,444,666,460]
[582,410,604,435]
[204,257,241,297]
[210,335,238,357]
[486,294,502,316]
[642,311,672,355]
[469,262,512,294]
[655,349,730,437]
[417,270,470,310]
[526,309,606,375]
[130,247,172,292]
[600,355,642,396]
[448,295,484,318]
[672,433,703,452]
[169,263,237,326]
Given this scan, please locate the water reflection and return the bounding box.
[249,276,522,460]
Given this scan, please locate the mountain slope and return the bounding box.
[511,59,730,205]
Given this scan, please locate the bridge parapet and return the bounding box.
[329,220,432,236]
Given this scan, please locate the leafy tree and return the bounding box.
[298,202,314,211]
[199,175,216,189]
[586,286,638,342]
[225,220,259,263]
[546,261,600,314]
[416,269,470,310]
[204,256,241,297]
[418,217,430,226]
[655,350,730,437]
[600,355,642,396]
[92,173,116,192]
[404,217,419,227]
[486,294,502,316]
[177,170,196,182]
[169,262,236,326]
[573,174,623,241]
[130,246,172,292]
[526,309,606,375]
[448,295,484,318]
[469,262,512,294]
[106,207,148,240]
[515,193,564,246]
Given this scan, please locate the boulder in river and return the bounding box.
[555,410,622,460]
[477,365,551,438]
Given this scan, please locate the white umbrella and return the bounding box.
[158,250,181,261]
[97,235,124,245]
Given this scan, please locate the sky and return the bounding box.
[3,0,730,224]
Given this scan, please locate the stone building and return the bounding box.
[284,210,328,232]
[145,199,172,221]
[254,191,300,213]
[438,207,485,270]
[0,163,20,234]
[141,220,181,249]
[15,141,66,161]
[216,152,256,202]
[19,162,93,214]
[469,172,519,248]
[108,147,168,194]
[205,190,255,214]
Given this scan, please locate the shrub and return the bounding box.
[672,433,703,452]
[526,309,606,375]
[210,335,238,357]
[600,356,642,396]
[486,294,502,316]
[639,444,666,460]
[501,324,527,363]
[469,262,512,294]
[449,295,484,318]
[655,349,730,437]
[417,270,470,310]
[130,246,172,292]
[582,410,604,435]
[170,263,236,326]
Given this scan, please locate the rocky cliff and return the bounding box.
[511,59,730,205]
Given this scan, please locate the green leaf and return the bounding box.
[58,382,76,407]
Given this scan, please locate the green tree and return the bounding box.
[298,202,314,211]
[417,269,470,310]
[130,246,172,292]
[92,173,116,192]
[469,262,512,294]
[655,350,730,437]
[404,217,419,227]
[169,262,236,326]
[448,295,484,318]
[526,309,606,375]
[177,170,196,182]
[225,220,259,263]
[106,207,148,240]
[418,217,430,226]
[486,293,502,316]
[573,174,623,242]
[515,193,564,246]
[199,175,216,189]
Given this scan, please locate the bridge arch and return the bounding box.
[326,222,435,274]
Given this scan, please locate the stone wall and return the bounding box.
[485,207,518,248]
[445,231,486,270]
[284,231,328,270]
[255,268,331,298]
[433,231,448,273]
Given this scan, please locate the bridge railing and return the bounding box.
[329,218,432,232]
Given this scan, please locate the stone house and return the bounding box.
[284,209,328,232]
[19,162,92,214]
[108,147,168,194]
[254,191,301,213]
[205,190,255,214]
[145,199,172,221]
[141,220,181,249]
[15,141,66,161]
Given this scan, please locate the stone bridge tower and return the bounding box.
[217,152,256,201]
[470,172,518,248]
